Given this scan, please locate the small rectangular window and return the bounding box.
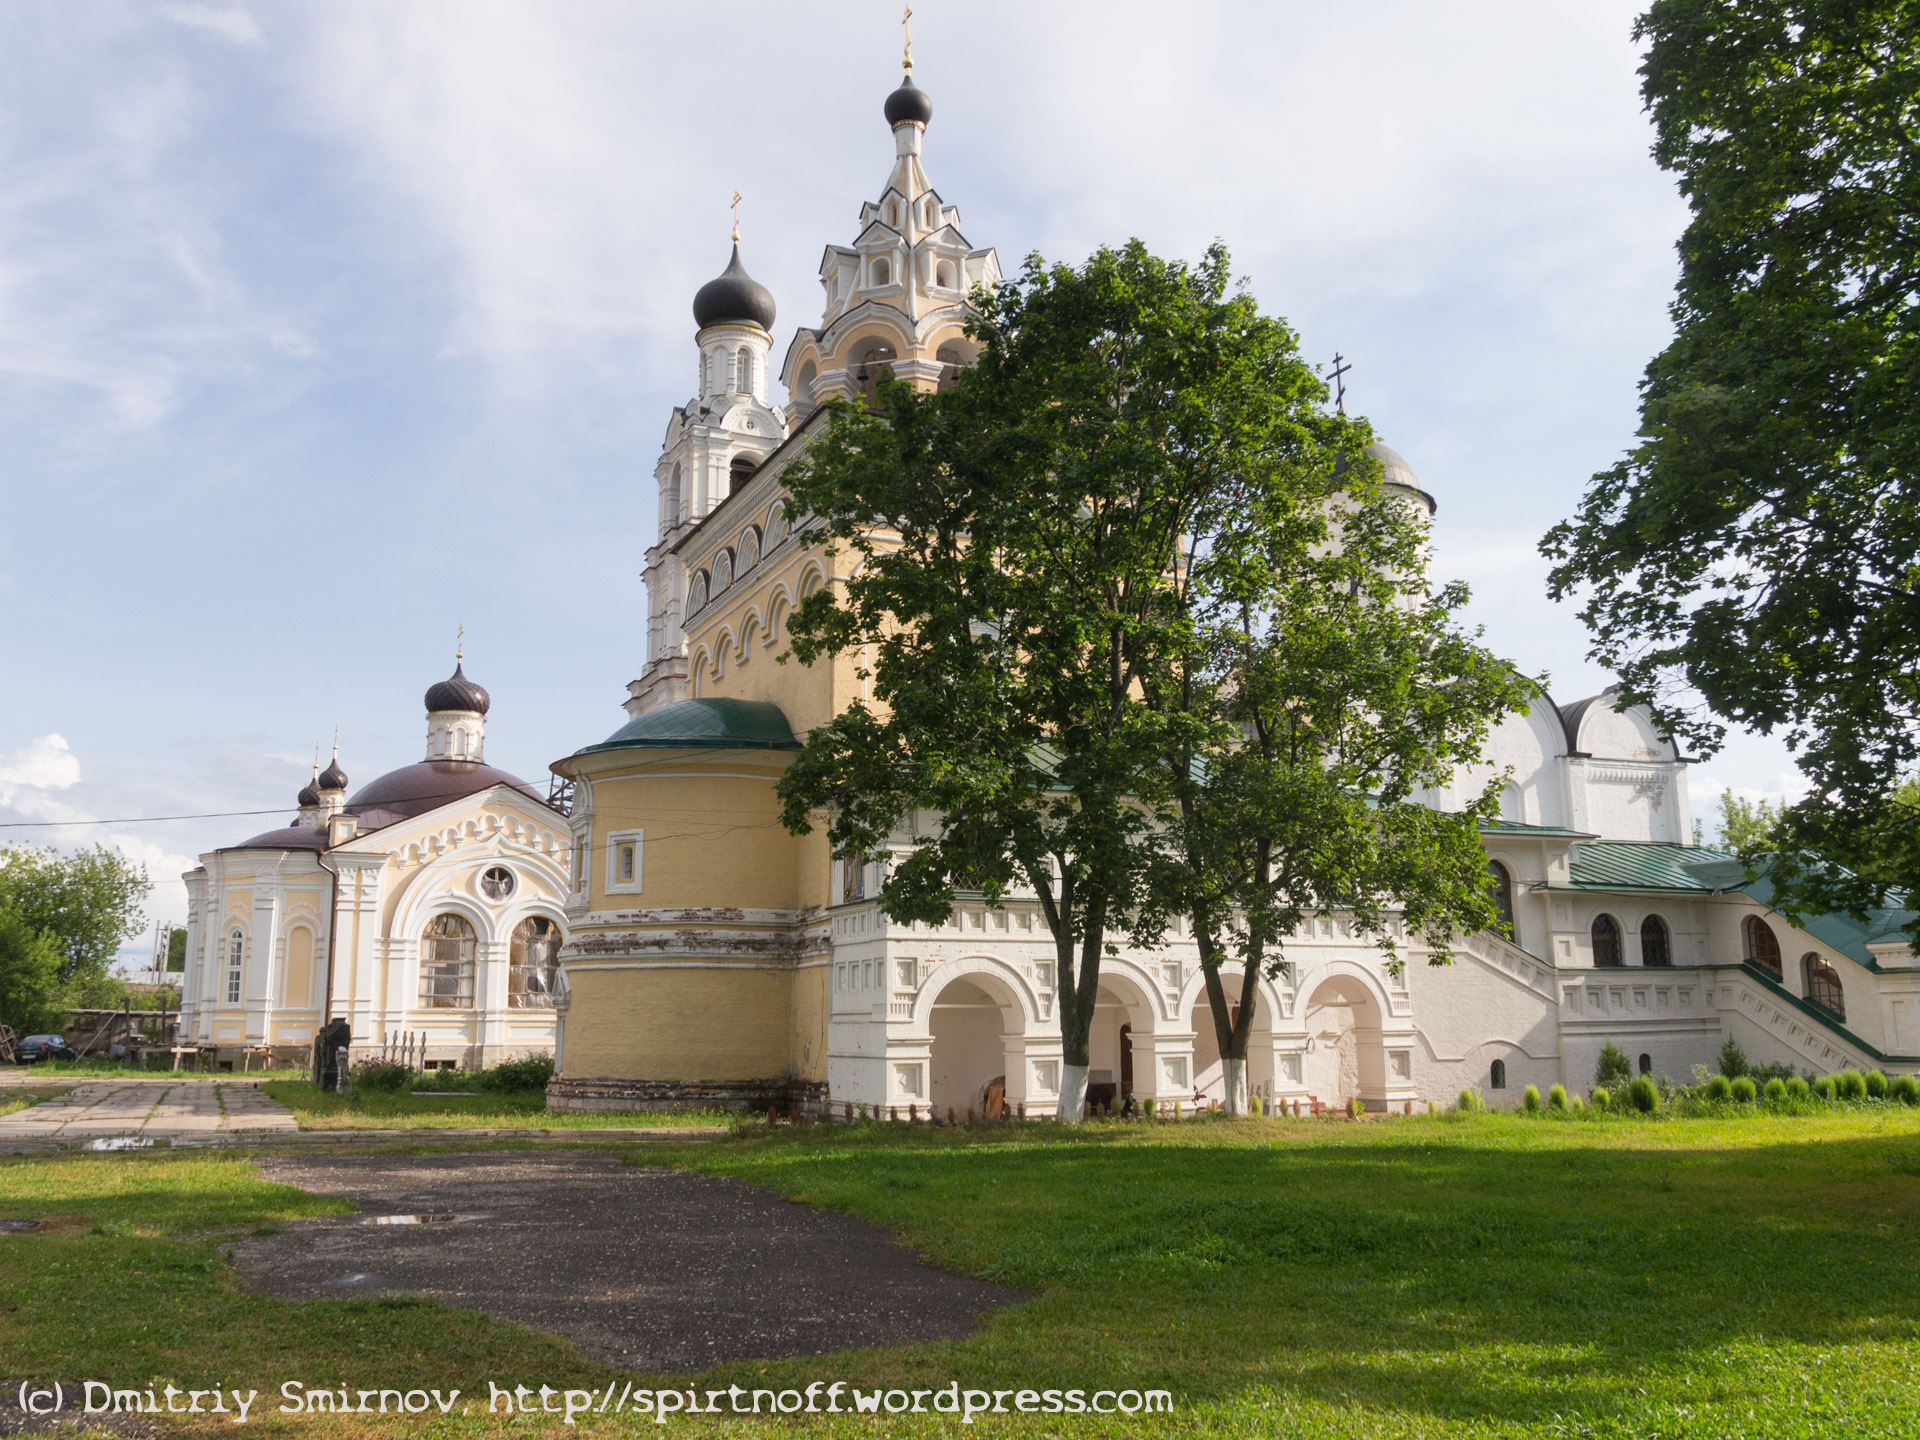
[605,829,644,895]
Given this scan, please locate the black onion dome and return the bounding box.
[884,75,933,128]
[317,758,348,791]
[296,783,322,807]
[692,245,777,332]
[424,663,490,716]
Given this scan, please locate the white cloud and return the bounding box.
[105,831,198,934]
[269,325,319,358]
[0,734,82,805]
[160,4,263,50]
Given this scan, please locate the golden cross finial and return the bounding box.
[331,724,339,761]
[456,622,464,663]
[311,743,320,781]
[730,191,742,244]
[902,4,914,74]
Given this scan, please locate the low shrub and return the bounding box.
[1812,1075,1838,1101]
[1786,1076,1812,1102]
[1569,1095,1585,1111]
[1142,1097,1156,1118]
[1595,1038,1633,1090]
[1704,1074,1733,1102]
[1835,1069,1868,1101]
[1864,1069,1888,1100]
[1890,1074,1920,1106]
[1456,1089,1479,1114]
[349,1059,410,1095]
[1730,1076,1758,1103]
[1629,1075,1660,1114]
[1763,1077,1788,1104]
[1522,1084,1541,1112]
[1346,1095,1365,1119]
[1590,1086,1611,1111]
[481,1053,557,1093]
[1547,1084,1568,1111]
[1749,1060,1802,1086]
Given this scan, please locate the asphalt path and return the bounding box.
[230,1151,1025,1373]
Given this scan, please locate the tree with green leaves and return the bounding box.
[0,910,64,1035]
[1715,791,1783,852]
[778,241,1343,1119]
[1541,1,1920,946]
[1147,451,1532,1115]
[0,845,151,989]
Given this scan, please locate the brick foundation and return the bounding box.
[546,1074,831,1114]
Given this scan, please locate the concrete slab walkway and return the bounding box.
[0,1079,296,1148]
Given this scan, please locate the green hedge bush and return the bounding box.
[1836,1070,1868,1101]
[1547,1084,1568,1111]
[1730,1076,1758,1103]
[1704,1074,1732,1102]
[1763,1077,1788,1104]
[1891,1074,1920,1105]
[1813,1075,1838,1100]
[1629,1075,1660,1113]
[1864,1069,1888,1099]
[1522,1084,1541,1112]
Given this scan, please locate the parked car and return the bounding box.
[15,1034,77,1063]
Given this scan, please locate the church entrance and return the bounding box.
[928,975,1020,1118]
[1302,976,1385,1110]
[1192,988,1273,1110]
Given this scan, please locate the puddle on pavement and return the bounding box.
[0,1218,44,1233]
[363,1213,493,1225]
[87,1136,158,1151]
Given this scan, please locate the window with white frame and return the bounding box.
[225,928,244,1003]
[418,913,476,1008]
[606,829,644,895]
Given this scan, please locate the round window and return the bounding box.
[480,866,515,900]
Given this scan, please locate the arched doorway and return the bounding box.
[928,975,1020,1116]
[1192,985,1273,1109]
[1302,975,1385,1110]
[1087,975,1155,1111]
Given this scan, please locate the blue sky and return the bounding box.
[0,1,1806,959]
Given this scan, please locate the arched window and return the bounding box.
[936,259,956,289]
[1640,914,1671,967]
[924,198,937,228]
[766,501,789,546]
[711,549,733,595]
[225,928,244,1003]
[1486,861,1515,938]
[665,462,682,526]
[701,349,712,394]
[1744,916,1782,979]
[1591,913,1623,967]
[794,360,817,408]
[853,339,897,408]
[1638,1053,1652,1076]
[735,526,760,573]
[687,570,708,613]
[509,916,562,1009]
[1490,1058,1507,1090]
[729,455,756,494]
[1802,954,1844,1019]
[872,257,891,287]
[281,926,313,1008]
[735,348,753,394]
[418,913,476,1009]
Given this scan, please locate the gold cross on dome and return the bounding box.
[902,4,914,74]
[456,622,464,662]
[731,191,742,244]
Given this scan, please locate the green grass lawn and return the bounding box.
[258,1080,733,1129]
[3,1108,1918,1437]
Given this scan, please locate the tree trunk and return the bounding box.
[1057,1064,1089,1122]
[1221,1056,1247,1116]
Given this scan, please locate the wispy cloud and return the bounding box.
[160,4,263,50]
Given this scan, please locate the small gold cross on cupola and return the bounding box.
[902,4,914,75]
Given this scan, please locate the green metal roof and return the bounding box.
[1479,819,1597,839]
[1733,874,1916,972]
[573,698,801,755]
[1565,840,1735,892]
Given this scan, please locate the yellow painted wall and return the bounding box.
[584,763,799,912]
[282,925,313,1008]
[563,964,794,1079]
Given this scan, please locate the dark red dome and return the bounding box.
[425,663,490,716]
[344,760,543,831]
[223,825,327,853]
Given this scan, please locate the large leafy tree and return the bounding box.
[1542,0,1920,941]
[0,845,151,988]
[1150,456,1531,1114]
[0,910,64,1035]
[777,241,1337,1118]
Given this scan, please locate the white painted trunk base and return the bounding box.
[1057,1063,1089,1122]
[1222,1056,1246,1117]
